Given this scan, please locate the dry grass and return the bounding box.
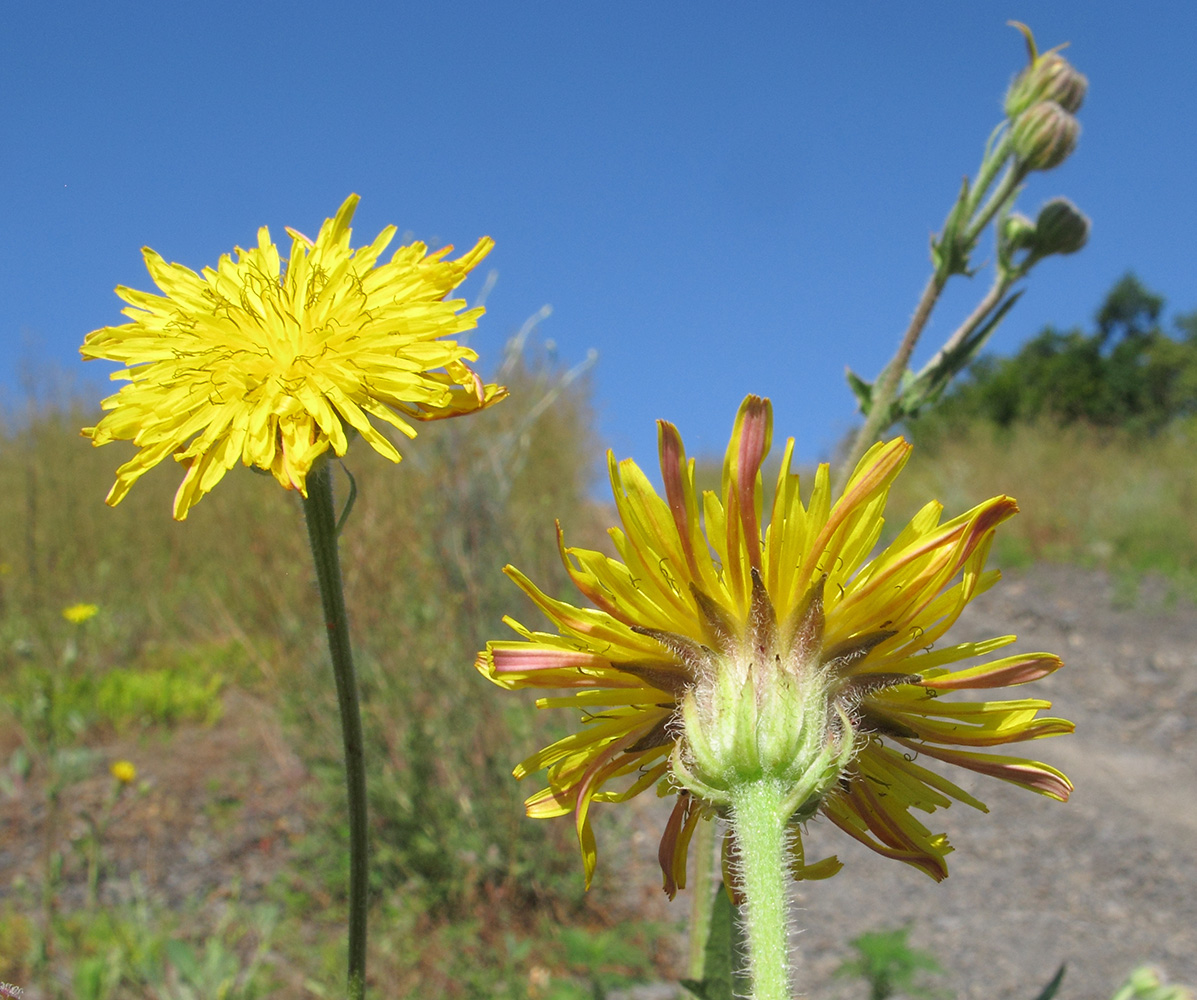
[0,355,667,998]
[890,419,1197,595]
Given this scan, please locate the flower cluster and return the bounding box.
[478,396,1071,894]
[1005,21,1087,172]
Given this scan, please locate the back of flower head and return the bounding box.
[479,391,1072,1000]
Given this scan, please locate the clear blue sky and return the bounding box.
[3,3,1194,472]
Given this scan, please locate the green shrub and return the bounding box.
[909,275,1197,440]
[889,417,1197,596]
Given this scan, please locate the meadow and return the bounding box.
[2,354,1195,998]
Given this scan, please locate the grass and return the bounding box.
[890,418,1197,601]
[689,416,1197,602]
[0,352,675,998]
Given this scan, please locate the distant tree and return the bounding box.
[908,274,1197,439]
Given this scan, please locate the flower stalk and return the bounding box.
[728,779,795,1000]
[302,460,368,1000]
[838,24,1088,488]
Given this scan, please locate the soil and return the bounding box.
[3,563,1195,999]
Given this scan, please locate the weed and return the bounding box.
[833,925,946,1000]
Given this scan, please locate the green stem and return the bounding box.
[837,271,944,488]
[837,137,1023,489]
[913,272,1012,383]
[961,133,1013,229]
[728,779,793,1000]
[686,817,719,979]
[963,159,1025,248]
[302,461,368,1000]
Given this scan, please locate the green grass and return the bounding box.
[689,415,1197,601]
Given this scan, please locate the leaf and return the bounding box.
[932,177,976,279]
[1030,963,1067,1000]
[904,291,1024,416]
[846,368,874,416]
[680,885,749,1000]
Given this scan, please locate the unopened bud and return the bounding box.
[1005,22,1088,117]
[1010,101,1080,171]
[672,649,855,819]
[1006,51,1088,118]
[1034,198,1090,256]
[1001,212,1037,253]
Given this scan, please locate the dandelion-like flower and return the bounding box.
[62,603,99,624]
[82,195,505,519]
[478,396,1072,894]
[110,760,137,784]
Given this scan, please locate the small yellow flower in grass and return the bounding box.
[82,195,506,520]
[62,603,99,624]
[110,760,137,784]
[478,395,1072,895]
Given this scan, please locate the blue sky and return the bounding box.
[3,3,1194,472]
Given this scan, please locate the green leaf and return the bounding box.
[1030,963,1067,1000]
[846,368,874,416]
[680,885,749,1000]
[932,177,976,279]
[1109,964,1194,1000]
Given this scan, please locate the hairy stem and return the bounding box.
[728,779,794,1000]
[838,135,1022,488]
[838,271,944,488]
[914,272,1012,382]
[963,158,1025,248]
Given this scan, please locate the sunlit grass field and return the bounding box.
[2,363,1194,997]
[891,419,1197,602]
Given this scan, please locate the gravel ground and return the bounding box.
[612,563,1197,1000]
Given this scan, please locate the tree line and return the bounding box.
[908,274,1197,440]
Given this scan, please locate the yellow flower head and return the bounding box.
[62,603,99,624]
[478,395,1072,895]
[82,195,506,519]
[110,760,137,784]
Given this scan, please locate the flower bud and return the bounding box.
[1006,51,1088,118]
[1001,212,1037,254]
[1010,101,1080,171]
[1005,22,1087,117]
[1033,197,1090,256]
